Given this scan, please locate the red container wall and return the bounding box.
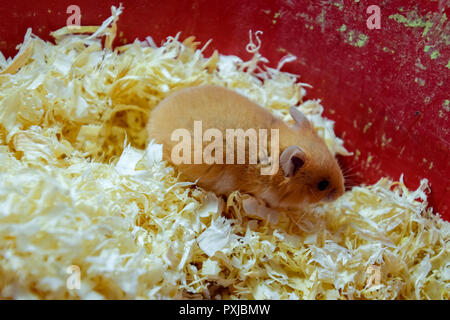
[0,0,448,220]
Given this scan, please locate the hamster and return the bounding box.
[147,85,344,211]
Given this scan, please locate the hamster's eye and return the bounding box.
[317,179,329,191]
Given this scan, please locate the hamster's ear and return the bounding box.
[280,145,306,177]
[290,106,311,131]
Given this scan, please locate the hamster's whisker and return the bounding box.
[343,178,359,190]
[343,162,363,174]
[343,172,358,180]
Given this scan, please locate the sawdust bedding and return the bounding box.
[0,6,448,299]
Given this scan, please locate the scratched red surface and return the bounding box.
[0,0,449,220]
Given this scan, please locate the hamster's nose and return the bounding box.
[325,188,341,202]
[328,189,337,201]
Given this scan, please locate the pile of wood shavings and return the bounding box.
[0,6,448,299]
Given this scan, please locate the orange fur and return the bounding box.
[147,85,344,210]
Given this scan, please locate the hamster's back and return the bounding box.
[151,85,279,129]
[147,85,291,157]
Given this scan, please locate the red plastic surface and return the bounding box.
[0,0,449,220]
